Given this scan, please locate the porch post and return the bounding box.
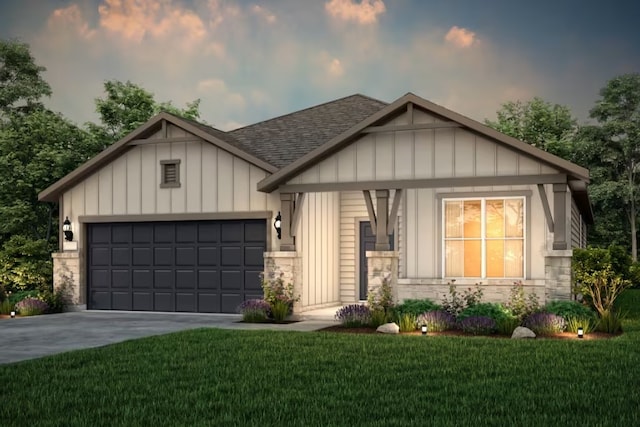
[280,193,295,251]
[375,189,390,250]
[552,183,568,250]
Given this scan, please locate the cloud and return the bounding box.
[325,0,386,25]
[47,4,96,40]
[196,78,246,111]
[251,5,276,24]
[444,26,477,48]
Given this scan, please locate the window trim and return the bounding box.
[439,192,530,280]
[160,159,181,188]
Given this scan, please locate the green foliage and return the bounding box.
[393,298,440,317]
[397,313,417,332]
[458,302,511,322]
[0,298,12,314]
[544,300,595,321]
[270,300,290,323]
[573,246,633,281]
[261,271,298,322]
[495,316,521,336]
[597,309,624,334]
[15,297,48,316]
[505,281,540,319]
[565,316,598,335]
[369,309,389,328]
[0,236,52,293]
[367,272,395,314]
[38,281,72,314]
[8,289,38,306]
[441,281,484,316]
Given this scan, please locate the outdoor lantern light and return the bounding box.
[274,212,282,240]
[421,324,428,335]
[10,311,15,318]
[577,327,584,339]
[63,216,73,242]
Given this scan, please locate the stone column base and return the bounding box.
[263,251,303,313]
[544,250,573,302]
[366,251,399,303]
[52,251,83,310]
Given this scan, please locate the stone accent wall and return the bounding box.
[544,250,573,302]
[263,252,303,313]
[51,251,85,310]
[366,251,399,301]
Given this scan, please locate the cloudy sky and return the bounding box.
[1,0,639,130]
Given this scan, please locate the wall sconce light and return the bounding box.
[63,216,74,241]
[10,311,15,318]
[577,327,584,339]
[274,212,282,240]
[421,324,428,335]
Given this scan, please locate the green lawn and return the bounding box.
[1,291,640,426]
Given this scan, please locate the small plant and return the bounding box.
[0,298,13,315]
[597,310,624,334]
[270,300,291,322]
[441,280,483,316]
[495,316,521,336]
[565,315,598,335]
[39,282,72,314]
[415,310,456,332]
[335,304,371,327]
[393,299,440,317]
[397,313,417,332]
[523,312,566,335]
[15,297,48,316]
[367,272,395,315]
[458,303,511,323]
[237,299,271,323]
[505,281,540,319]
[369,309,389,328]
[458,316,496,335]
[261,271,299,322]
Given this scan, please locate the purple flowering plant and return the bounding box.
[415,310,457,332]
[523,312,566,335]
[458,315,496,335]
[15,297,48,316]
[335,304,371,327]
[237,299,271,323]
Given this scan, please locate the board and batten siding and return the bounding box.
[62,130,279,251]
[295,192,341,309]
[339,191,403,303]
[287,109,561,186]
[571,198,587,249]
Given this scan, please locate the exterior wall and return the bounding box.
[571,198,587,248]
[295,192,341,309]
[287,109,560,186]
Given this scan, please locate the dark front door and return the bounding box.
[87,219,266,313]
[359,221,394,300]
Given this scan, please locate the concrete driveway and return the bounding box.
[0,311,335,365]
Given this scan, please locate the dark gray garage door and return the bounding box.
[87,220,266,313]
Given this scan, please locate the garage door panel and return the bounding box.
[198,293,220,313]
[154,270,173,289]
[176,270,196,289]
[176,247,196,266]
[88,219,265,312]
[132,270,152,288]
[112,270,130,288]
[133,292,153,311]
[176,293,196,312]
[154,247,172,266]
[198,270,218,289]
[112,292,132,310]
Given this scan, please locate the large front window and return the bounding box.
[443,197,524,278]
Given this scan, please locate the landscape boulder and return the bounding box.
[511,326,536,339]
[377,322,400,334]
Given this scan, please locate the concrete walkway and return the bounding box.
[0,310,338,365]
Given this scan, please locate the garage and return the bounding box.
[87,219,266,313]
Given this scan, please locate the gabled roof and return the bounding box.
[230,94,387,168]
[257,92,591,193]
[38,112,277,202]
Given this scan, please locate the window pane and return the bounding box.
[445,201,463,238]
[464,240,481,277]
[445,241,464,276]
[486,200,504,238]
[505,199,524,237]
[505,240,524,277]
[486,240,504,277]
[463,201,481,238]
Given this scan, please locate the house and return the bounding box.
[38,93,592,313]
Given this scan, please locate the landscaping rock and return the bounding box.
[376,322,400,334]
[512,326,536,339]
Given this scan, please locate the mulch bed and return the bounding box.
[318,325,619,340]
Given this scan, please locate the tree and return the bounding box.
[486,97,578,159]
[0,39,51,116]
[87,80,201,146]
[587,73,640,260]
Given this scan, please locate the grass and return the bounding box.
[1,291,640,426]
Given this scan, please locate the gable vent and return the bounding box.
[160,159,181,188]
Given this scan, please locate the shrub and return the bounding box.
[394,299,440,317]
[237,299,270,323]
[0,298,13,315]
[441,281,484,316]
[573,246,632,283]
[15,297,48,316]
[39,281,72,314]
[565,316,598,335]
[415,310,456,332]
[458,316,496,335]
[0,236,52,294]
[505,281,540,319]
[9,290,39,306]
[270,300,290,322]
[458,303,511,323]
[576,267,631,317]
[261,270,299,321]
[597,310,624,334]
[367,272,395,315]
[369,309,389,328]
[544,300,595,321]
[495,316,521,336]
[335,304,371,327]
[523,312,566,335]
[397,313,417,332]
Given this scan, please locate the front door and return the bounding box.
[359,221,394,300]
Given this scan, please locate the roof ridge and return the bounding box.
[230,93,388,133]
